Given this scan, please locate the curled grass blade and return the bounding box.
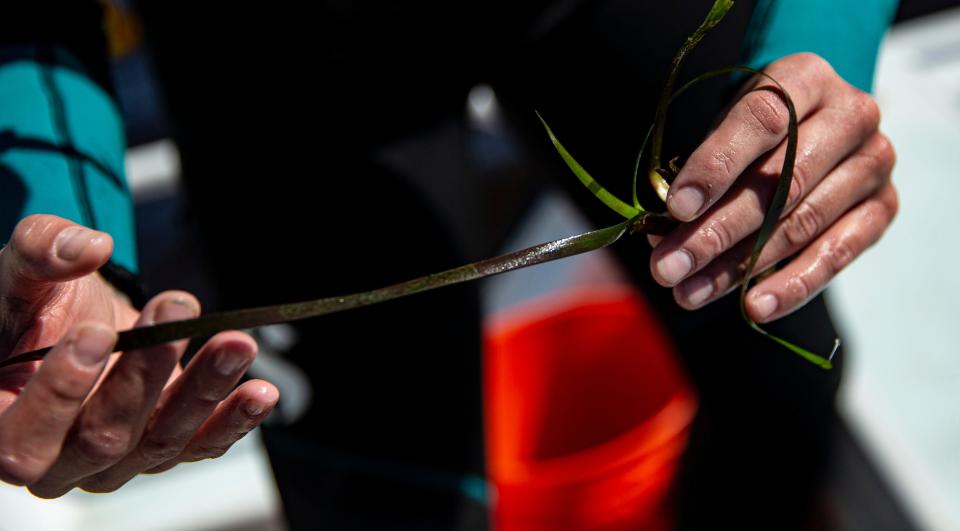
[1,221,634,368]
[647,0,735,201]
[669,66,837,369]
[537,112,641,218]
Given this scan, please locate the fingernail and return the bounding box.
[243,401,265,417]
[668,186,705,221]
[214,350,248,376]
[73,324,117,367]
[753,293,778,321]
[655,249,693,285]
[683,275,714,307]
[55,226,102,261]
[647,235,664,248]
[155,298,199,323]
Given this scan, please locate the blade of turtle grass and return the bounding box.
[546,0,734,215]
[732,70,837,369]
[1,220,637,369]
[666,65,837,369]
[647,0,735,202]
[537,112,641,218]
[631,123,655,210]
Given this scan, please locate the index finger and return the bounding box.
[665,53,837,221]
[0,323,115,486]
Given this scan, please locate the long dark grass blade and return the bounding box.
[0,221,633,369]
[646,0,735,201]
[668,66,837,369]
[631,124,655,209]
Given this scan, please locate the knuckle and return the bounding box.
[882,185,900,221]
[795,52,835,80]
[80,472,137,493]
[192,443,231,460]
[28,484,70,499]
[696,220,734,258]
[196,393,227,410]
[781,202,824,249]
[862,191,899,237]
[849,134,896,193]
[786,273,815,306]
[0,448,45,486]
[43,371,93,406]
[870,134,897,175]
[79,482,123,494]
[686,146,736,187]
[10,215,59,267]
[825,237,856,276]
[742,90,790,139]
[11,214,51,243]
[787,53,834,95]
[137,434,187,464]
[74,428,133,465]
[191,373,232,404]
[785,179,803,209]
[846,89,881,131]
[126,359,176,391]
[785,162,812,208]
[710,148,737,181]
[144,461,177,474]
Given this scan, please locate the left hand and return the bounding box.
[648,52,898,322]
[0,216,279,497]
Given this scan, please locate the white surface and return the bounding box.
[125,139,181,200]
[0,430,283,531]
[831,7,960,531]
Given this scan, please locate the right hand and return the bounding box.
[0,214,279,497]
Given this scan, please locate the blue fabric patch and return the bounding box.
[0,57,137,272]
[743,0,899,92]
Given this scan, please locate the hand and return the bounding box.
[0,215,279,497]
[649,53,898,322]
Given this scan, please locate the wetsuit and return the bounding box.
[0,1,897,529]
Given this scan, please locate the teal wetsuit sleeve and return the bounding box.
[742,0,899,92]
[0,47,138,273]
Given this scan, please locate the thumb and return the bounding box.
[0,215,113,310]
